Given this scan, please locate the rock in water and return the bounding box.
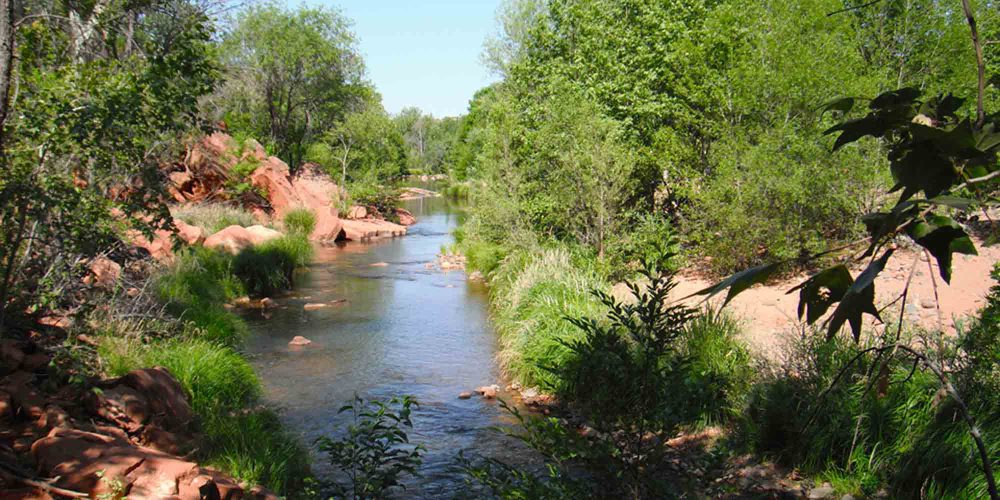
[289,336,312,346]
[458,392,473,400]
[303,303,327,311]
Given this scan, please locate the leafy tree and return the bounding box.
[0,0,218,326]
[215,4,370,170]
[319,105,406,187]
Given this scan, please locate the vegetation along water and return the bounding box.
[0,0,999,499]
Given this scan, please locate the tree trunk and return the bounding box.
[0,0,14,154]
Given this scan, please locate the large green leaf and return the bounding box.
[788,265,853,324]
[869,87,921,109]
[687,262,782,308]
[889,142,958,202]
[907,215,978,283]
[826,250,893,341]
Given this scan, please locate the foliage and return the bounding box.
[171,204,257,234]
[488,247,607,388]
[154,247,247,345]
[283,208,317,236]
[739,306,1000,499]
[215,4,370,169]
[680,309,756,426]
[0,0,218,325]
[320,105,407,187]
[349,182,402,222]
[233,235,313,297]
[317,395,424,499]
[393,107,462,175]
[603,212,680,279]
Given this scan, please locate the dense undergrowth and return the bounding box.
[737,269,1000,498]
[95,228,316,494]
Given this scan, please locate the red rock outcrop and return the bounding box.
[0,351,276,500]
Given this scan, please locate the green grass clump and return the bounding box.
[202,409,310,494]
[462,240,508,276]
[233,235,313,296]
[488,247,607,388]
[155,247,247,345]
[283,208,316,236]
[172,204,258,234]
[681,309,756,426]
[100,336,260,413]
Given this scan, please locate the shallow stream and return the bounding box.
[244,193,533,497]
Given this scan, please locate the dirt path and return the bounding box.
[670,241,1000,358]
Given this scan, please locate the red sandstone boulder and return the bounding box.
[173,219,206,246]
[120,367,194,431]
[288,335,312,346]
[312,206,345,242]
[250,157,298,215]
[84,257,122,289]
[339,219,407,242]
[130,228,174,260]
[245,224,284,246]
[347,205,368,219]
[396,208,416,226]
[204,225,256,254]
[0,339,24,374]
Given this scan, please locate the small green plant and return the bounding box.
[232,235,313,296]
[283,208,317,236]
[317,395,424,499]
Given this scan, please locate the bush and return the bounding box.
[349,181,401,221]
[489,246,607,388]
[738,314,1000,498]
[680,125,888,274]
[603,212,680,279]
[461,240,508,276]
[155,248,247,345]
[233,235,313,297]
[680,309,756,426]
[171,204,258,234]
[317,395,424,498]
[283,208,316,236]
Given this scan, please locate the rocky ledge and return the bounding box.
[0,339,274,499]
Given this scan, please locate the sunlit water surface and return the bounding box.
[244,193,535,497]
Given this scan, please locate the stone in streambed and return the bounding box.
[458,392,473,400]
[475,385,500,399]
[303,303,327,311]
[289,336,312,346]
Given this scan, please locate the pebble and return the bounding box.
[808,484,835,499]
[458,392,473,399]
[920,298,936,309]
[303,303,327,311]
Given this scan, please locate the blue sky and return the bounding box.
[304,1,503,118]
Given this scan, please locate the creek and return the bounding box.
[244,192,535,497]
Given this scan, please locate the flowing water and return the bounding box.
[244,193,534,497]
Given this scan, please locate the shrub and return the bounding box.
[172,204,258,234]
[680,125,888,274]
[738,315,1000,498]
[461,240,508,276]
[603,212,680,279]
[233,235,313,297]
[680,309,756,426]
[349,181,401,221]
[489,247,607,388]
[283,208,316,236]
[317,395,424,498]
[155,248,247,345]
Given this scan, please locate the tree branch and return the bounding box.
[961,0,987,128]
